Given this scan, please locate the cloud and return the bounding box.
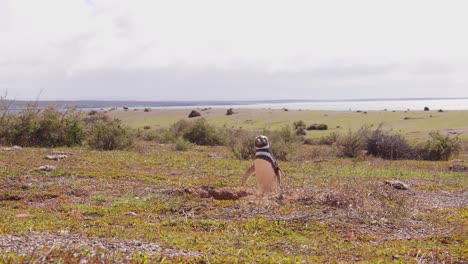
[1,0,468,100]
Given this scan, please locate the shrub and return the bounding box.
[174,137,194,151]
[226,108,234,116]
[296,127,307,136]
[266,125,300,161]
[317,124,328,130]
[88,110,98,116]
[319,132,340,145]
[293,120,306,130]
[181,119,225,146]
[366,128,413,160]
[144,108,151,112]
[416,132,460,161]
[87,118,134,150]
[1,107,85,147]
[227,126,301,161]
[143,125,151,130]
[226,129,257,160]
[138,128,176,143]
[306,124,318,130]
[424,106,429,111]
[335,127,370,158]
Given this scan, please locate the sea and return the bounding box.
[7,98,468,111]
[149,98,468,111]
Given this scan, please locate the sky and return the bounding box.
[1,0,468,101]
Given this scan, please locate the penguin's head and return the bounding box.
[255,135,270,149]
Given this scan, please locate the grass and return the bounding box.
[107,108,468,140]
[1,141,467,263]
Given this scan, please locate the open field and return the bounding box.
[107,108,468,140]
[1,141,467,263]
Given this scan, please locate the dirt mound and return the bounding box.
[176,186,251,200]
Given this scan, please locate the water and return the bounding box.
[148,98,468,111]
[6,98,468,111]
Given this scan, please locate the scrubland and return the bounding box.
[0,107,467,263]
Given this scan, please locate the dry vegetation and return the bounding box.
[0,141,467,263]
[0,102,467,263]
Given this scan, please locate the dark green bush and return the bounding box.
[266,125,300,161]
[226,108,234,116]
[307,123,328,131]
[181,119,225,146]
[317,124,328,130]
[227,126,301,161]
[366,128,413,160]
[0,107,85,147]
[296,127,306,136]
[226,129,257,160]
[335,127,370,158]
[174,137,194,151]
[293,120,306,130]
[87,117,134,150]
[319,132,340,145]
[416,132,460,161]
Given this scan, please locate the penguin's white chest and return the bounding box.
[254,159,280,193]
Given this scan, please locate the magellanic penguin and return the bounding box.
[242,135,283,195]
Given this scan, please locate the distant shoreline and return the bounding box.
[5,97,468,110]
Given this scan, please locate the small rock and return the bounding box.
[15,214,30,218]
[1,145,22,151]
[384,180,409,190]
[45,155,68,160]
[188,110,201,118]
[51,151,74,155]
[39,165,57,171]
[125,212,137,216]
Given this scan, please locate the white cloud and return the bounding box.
[1,0,468,100]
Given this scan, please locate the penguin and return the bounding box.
[241,135,283,194]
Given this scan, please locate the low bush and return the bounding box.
[174,137,194,151]
[293,120,306,130]
[416,132,460,161]
[307,123,328,130]
[86,117,134,150]
[335,126,370,158]
[179,119,225,146]
[317,124,328,130]
[319,132,340,145]
[295,127,307,136]
[366,128,413,160]
[0,107,85,147]
[266,125,301,161]
[226,129,257,160]
[227,126,301,161]
[226,108,234,116]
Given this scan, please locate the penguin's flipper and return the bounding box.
[278,166,285,185]
[241,164,255,186]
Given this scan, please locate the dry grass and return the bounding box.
[0,141,466,263]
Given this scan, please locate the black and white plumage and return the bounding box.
[242,135,282,194]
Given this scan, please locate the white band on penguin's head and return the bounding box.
[255,135,270,149]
